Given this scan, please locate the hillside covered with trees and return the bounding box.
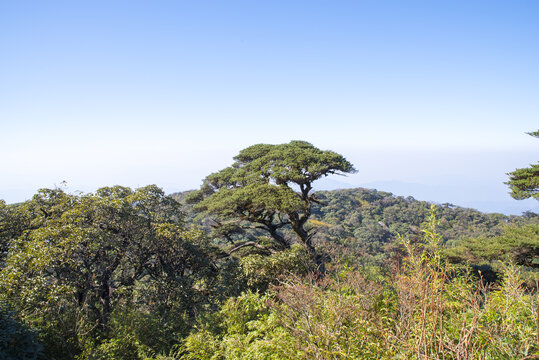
[1,140,539,359]
[175,186,539,282]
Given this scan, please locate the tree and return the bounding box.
[0,199,37,267]
[0,185,217,359]
[506,130,539,200]
[188,141,356,273]
[0,200,12,266]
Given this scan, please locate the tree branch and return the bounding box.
[228,241,277,255]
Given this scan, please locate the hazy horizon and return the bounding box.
[2,1,538,215]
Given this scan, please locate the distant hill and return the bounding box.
[172,187,539,267]
[310,188,538,265]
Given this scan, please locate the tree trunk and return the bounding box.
[288,212,326,277]
[267,225,290,249]
[98,274,112,334]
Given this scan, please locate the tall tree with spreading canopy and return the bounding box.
[188,141,356,273]
[506,130,539,200]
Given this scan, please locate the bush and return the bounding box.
[180,207,539,359]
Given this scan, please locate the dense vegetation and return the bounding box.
[1,140,538,359]
[178,187,539,282]
[310,189,539,280]
[186,141,356,274]
[0,186,237,359]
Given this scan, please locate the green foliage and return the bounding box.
[444,224,539,284]
[80,334,143,360]
[188,141,356,271]
[507,163,539,200]
[3,177,539,359]
[273,273,393,359]
[305,188,539,269]
[0,302,43,360]
[392,216,539,359]
[181,291,292,360]
[240,244,312,289]
[178,185,539,280]
[0,185,219,359]
[0,198,38,267]
[506,129,539,200]
[180,186,538,263]
[445,224,539,266]
[180,209,539,359]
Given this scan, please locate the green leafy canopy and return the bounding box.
[188,141,356,272]
[506,130,539,200]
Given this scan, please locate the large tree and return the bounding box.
[0,185,217,359]
[188,141,356,272]
[506,130,539,200]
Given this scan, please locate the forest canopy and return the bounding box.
[1,140,538,359]
[187,141,356,273]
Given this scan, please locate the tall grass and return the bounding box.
[180,208,539,359]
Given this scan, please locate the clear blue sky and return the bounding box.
[1,1,538,214]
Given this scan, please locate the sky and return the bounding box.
[1,1,538,214]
